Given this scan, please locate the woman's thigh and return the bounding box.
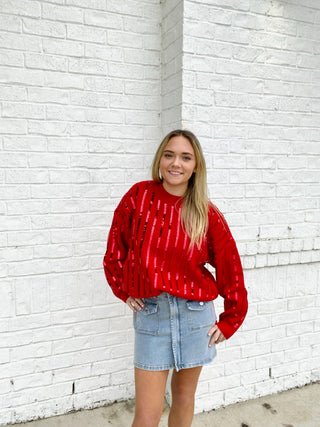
[134,367,169,416]
[171,366,202,400]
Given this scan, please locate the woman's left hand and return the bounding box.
[208,324,226,346]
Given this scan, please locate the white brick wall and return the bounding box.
[161,0,183,134]
[0,0,319,424]
[0,0,161,424]
[187,0,320,407]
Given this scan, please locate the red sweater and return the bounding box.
[103,180,247,339]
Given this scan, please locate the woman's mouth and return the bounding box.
[168,170,182,175]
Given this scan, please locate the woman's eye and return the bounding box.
[163,153,191,161]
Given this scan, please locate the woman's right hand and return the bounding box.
[126,296,144,312]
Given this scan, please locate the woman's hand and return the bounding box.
[126,296,144,312]
[207,324,226,347]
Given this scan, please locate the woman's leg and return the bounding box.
[132,367,169,427]
[168,366,202,427]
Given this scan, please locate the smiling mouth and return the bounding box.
[168,171,183,175]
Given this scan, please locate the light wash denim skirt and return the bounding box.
[133,292,217,371]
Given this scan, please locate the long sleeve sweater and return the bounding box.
[103,180,248,339]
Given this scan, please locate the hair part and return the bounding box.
[151,129,209,248]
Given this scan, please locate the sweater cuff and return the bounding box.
[216,320,236,340]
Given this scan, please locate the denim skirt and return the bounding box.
[133,292,217,371]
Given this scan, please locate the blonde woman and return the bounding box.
[103,129,248,427]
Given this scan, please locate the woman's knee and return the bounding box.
[171,390,195,409]
[171,381,197,408]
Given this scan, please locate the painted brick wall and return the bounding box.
[0,0,319,424]
[161,0,183,134]
[181,0,320,412]
[0,0,161,424]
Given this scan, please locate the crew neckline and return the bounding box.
[154,180,184,203]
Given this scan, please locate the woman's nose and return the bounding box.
[171,156,181,166]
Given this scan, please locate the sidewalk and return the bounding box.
[15,382,319,427]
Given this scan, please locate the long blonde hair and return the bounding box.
[151,129,209,248]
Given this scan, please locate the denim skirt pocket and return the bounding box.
[186,300,215,330]
[133,301,159,335]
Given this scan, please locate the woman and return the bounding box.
[103,129,248,427]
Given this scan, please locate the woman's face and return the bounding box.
[159,135,197,196]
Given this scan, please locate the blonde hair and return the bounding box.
[151,129,209,248]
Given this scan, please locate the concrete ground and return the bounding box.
[14,382,319,427]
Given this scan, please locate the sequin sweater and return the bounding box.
[103,180,248,339]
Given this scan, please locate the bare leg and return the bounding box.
[168,366,202,427]
[132,367,169,427]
